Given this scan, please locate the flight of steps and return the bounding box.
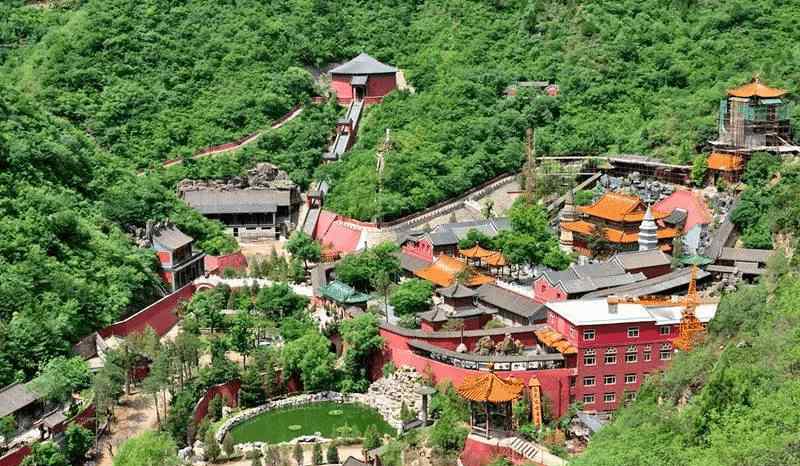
[508,437,539,461]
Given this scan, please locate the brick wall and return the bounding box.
[99,284,195,338]
[192,380,241,425]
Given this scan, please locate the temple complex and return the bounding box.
[559,192,680,256]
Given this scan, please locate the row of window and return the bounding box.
[582,326,671,341]
[583,345,672,366]
[583,391,637,405]
[583,374,638,386]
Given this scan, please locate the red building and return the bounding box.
[533,261,647,304]
[329,53,398,105]
[544,298,717,411]
[149,223,205,292]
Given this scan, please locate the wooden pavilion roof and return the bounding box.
[459,244,494,259]
[456,372,525,403]
[483,251,508,267]
[534,328,578,355]
[727,78,786,98]
[414,255,494,287]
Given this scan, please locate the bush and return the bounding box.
[205,430,221,463]
[363,425,383,451]
[311,443,323,465]
[222,433,235,457]
[382,361,397,378]
[325,442,340,464]
[209,394,224,422]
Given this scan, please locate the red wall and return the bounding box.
[192,380,241,425]
[205,252,248,275]
[0,446,31,466]
[100,284,195,338]
[330,73,396,104]
[533,276,567,304]
[366,74,397,102]
[630,264,672,279]
[377,327,572,417]
[460,437,537,466]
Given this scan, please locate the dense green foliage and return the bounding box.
[573,257,800,466]
[389,279,434,316]
[732,158,800,250]
[5,0,800,223]
[113,432,181,466]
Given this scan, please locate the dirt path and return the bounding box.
[95,391,163,466]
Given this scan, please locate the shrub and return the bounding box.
[222,433,235,457]
[205,430,221,463]
[325,442,340,464]
[311,443,323,465]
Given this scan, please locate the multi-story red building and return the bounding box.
[545,297,717,411]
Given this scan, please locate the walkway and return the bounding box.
[193,276,313,297]
[138,105,304,175]
[96,391,162,466]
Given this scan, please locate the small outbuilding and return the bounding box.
[329,53,398,104]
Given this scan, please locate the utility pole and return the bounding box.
[525,128,536,204]
[374,128,390,225]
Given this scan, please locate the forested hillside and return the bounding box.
[4,0,800,220]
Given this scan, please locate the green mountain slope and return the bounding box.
[5,0,800,220]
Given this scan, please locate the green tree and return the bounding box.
[21,441,67,466]
[282,331,336,391]
[311,442,322,465]
[239,365,266,408]
[255,283,309,320]
[62,425,93,466]
[339,313,384,392]
[691,154,708,186]
[205,429,221,463]
[495,199,569,269]
[222,433,235,457]
[209,394,225,422]
[325,443,339,464]
[286,232,321,271]
[30,356,90,403]
[363,424,382,451]
[113,432,181,466]
[229,311,255,368]
[389,279,434,316]
[0,416,16,445]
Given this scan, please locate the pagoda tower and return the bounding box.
[638,205,658,251]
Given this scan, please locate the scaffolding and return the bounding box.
[717,98,792,150]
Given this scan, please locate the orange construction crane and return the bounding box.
[628,267,713,351]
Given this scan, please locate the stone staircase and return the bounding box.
[508,437,539,461]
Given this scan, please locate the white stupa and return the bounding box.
[638,205,659,251]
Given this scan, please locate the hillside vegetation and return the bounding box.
[4,0,800,220]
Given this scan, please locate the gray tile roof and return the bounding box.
[437,284,477,298]
[719,247,773,263]
[342,457,371,466]
[152,226,193,250]
[0,383,40,418]
[183,189,292,214]
[571,261,626,279]
[663,208,688,226]
[612,249,672,270]
[476,284,546,320]
[396,252,432,273]
[582,268,711,299]
[330,53,397,75]
[427,230,458,246]
[303,208,320,236]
